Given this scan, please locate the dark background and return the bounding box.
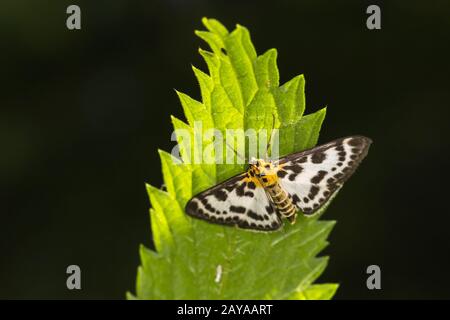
[2,0,450,299]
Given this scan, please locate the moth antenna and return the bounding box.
[265,113,277,160]
[225,140,247,164]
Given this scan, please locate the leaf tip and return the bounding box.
[318,106,327,117]
[201,17,209,27]
[201,17,229,36]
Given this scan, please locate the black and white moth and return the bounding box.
[185,136,372,231]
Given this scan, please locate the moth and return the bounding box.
[185,136,372,231]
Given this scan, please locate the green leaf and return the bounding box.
[289,283,339,300]
[131,18,338,300]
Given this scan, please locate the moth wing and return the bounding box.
[185,173,282,231]
[277,136,372,215]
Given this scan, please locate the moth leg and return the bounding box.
[285,211,297,224]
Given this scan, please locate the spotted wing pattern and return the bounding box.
[185,174,282,231]
[277,136,372,215]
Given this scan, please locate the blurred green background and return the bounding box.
[1,0,450,299]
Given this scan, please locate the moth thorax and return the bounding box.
[258,173,278,188]
[252,159,278,187]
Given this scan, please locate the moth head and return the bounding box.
[249,157,258,165]
[250,159,278,186]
